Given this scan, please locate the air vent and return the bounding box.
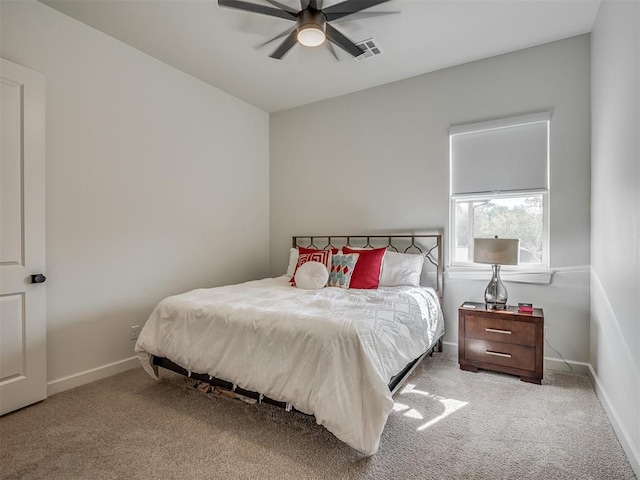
[355,38,382,61]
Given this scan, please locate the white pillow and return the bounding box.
[286,247,299,278]
[294,261,329,290]
[379,251,426,287]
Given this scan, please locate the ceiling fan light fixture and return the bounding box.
[297,24,326,47]
[296,8,326,47]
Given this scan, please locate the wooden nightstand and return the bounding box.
[458,302,544,384]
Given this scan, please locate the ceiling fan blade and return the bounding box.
[270,30,299,59]
[326,24,364,57]
[258,26,296,47]
[328,10,398,22]
[308,0,322,10]
[264,0,298,15]
[218,0,296,20]
[323,0,391,21]
[300,0,309,9]
[325,40,339,61]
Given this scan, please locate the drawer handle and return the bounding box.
[486,350,512,358]
[485,328,512,335]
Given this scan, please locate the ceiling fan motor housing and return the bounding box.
[297,8,327,46]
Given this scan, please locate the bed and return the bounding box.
[135,234,444,455]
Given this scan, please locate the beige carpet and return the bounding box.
[1,353,635,480]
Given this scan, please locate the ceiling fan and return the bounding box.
[218,0,392,60]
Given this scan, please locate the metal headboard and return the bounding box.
[292,234,443,298]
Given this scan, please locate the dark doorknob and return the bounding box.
[31,274,46,284]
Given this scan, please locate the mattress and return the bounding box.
[135,276,444,455]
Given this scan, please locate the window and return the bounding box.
[449,113,550,270]
[452,191,548,266]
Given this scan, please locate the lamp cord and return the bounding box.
[545,338,574,372]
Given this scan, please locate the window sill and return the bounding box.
[446,266,553,285]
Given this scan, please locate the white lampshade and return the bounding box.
[473,238,519,265]
[297,25,325,47]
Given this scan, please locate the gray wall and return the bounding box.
[270,35,591,366]
[590,0,640,474]
[1,1,270,389]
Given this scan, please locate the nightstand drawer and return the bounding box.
[465,316,536,347]
[465,338,536,371]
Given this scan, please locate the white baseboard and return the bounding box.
[441,340,458,354]
[47,356,140,396]
[543,357,590,376]
[588,364,640,477]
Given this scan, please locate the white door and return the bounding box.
[0,58,46,415]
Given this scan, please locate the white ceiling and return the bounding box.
[41,0,601,112]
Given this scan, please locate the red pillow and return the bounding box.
[342,247,386,289]
[290,250,331,286]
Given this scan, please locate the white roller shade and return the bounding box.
[450,113,549,195]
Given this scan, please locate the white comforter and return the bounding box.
[135,276,444,455]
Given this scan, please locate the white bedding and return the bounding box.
[135,276,444,455]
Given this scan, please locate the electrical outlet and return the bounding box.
[130,325,140,340]
[544,326,549,340]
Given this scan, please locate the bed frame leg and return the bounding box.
[429,337,444,358]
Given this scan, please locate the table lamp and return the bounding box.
[473,237,519,309]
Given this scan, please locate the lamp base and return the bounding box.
[484,264,509,308]
[486,302,508,310]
